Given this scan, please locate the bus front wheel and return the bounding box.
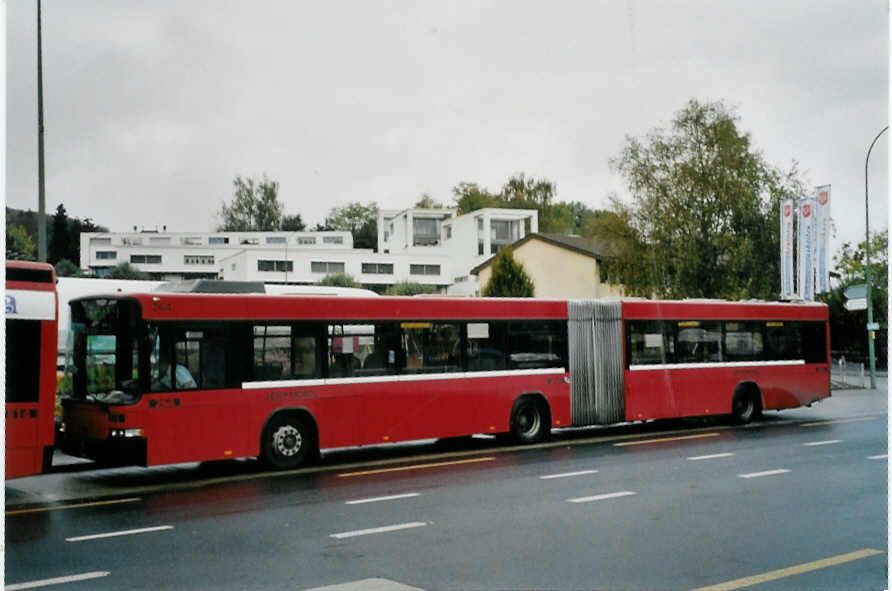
[731,390,761,425]
[261,413,316,470]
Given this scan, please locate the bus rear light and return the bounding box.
[110,428,144,438]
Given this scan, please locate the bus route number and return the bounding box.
[152,301,173,313]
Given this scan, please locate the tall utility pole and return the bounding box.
[37,0,47,262]
[864,124,887,390]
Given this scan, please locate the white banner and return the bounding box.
[798,199,816,301]
[780,199,795,299]
[814,185,831,293]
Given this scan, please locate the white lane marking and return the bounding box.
[539,469,599,480]
[65,525,173,542]
[568,491,637,503]
[303,578,425,591]
[345,493,421,505]
[738,469,791,479]
[803,440,842,446]
[330,522,427,539]
[5,571,110,590]
[868,454,888,460]
[687,452,735,461]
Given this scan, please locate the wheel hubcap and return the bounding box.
[273,425,302,457]
[519,408,540,435]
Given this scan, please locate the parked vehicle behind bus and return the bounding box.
[6,261,58,478]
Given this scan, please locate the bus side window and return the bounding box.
[627,320,671,366]
[466,321,508,372]
[507,320,564,369]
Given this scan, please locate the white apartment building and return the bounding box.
[80,208,538,293]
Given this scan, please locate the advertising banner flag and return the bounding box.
[780,199,795,298]
[798,199,816,301]
[815,185,831,293]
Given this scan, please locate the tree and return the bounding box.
[316,272,361,288]
[325,201,378,249]
[54,258,82,277]
[49,203,72,265]
[481,248,534,297]
[414,194,444,209]
[820,231,888,366]
[281,213,306,231]
[217,174,283,231]
[6,224,37,260]
[384,281,438,296]
[106,262,149,280]
[603,99,806,299]
[452,174,606,234]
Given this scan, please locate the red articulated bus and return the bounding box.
[59,294,829,470]
[6,261,58,478]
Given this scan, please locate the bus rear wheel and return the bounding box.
[510,397,549,444]
[261,414,316,470]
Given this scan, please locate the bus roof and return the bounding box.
[620,298,828,321]
[72,293,570,321]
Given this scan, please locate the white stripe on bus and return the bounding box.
[242,368,566,389]
[630,360,805,371]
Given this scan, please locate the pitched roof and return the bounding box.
[470,233,612,275]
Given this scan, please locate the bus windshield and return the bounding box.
[70,298,144,404]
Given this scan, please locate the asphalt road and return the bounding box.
[5,385,887,591]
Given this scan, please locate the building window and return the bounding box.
[209,236,229,245]
[122,237,142,246]
[258,260,293,272]
[149,237,171,245]
[131,254,162,264]
[95,250,117,260]
[90,237,112,245]
[184,255,215,265]
[323,236,344,245]
[445,226,452,240]
[311,261,345,274]
[362,263,393,275]
[182,236,203,246]
[298,237,316,245]
[240,238,260,245]
[410,264,440,276]
[412,217,440,246]
[266,236,287,244]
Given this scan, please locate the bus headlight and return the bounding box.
[110,428,144,438]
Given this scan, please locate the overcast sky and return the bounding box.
[6,0,889,259]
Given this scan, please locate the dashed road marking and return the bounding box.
[303,578,424,591]
[868,454,888,460]
[5,571,111,590]
[345,493,421,505]
[803,440,842,446]
[738,469,790,479]
[687,452,735,461]
[539,469,599,480]
[568,491,637,503]
[691,548,884,591]
[65,525,173,542]
[330,522,427,539]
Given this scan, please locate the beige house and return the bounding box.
[471,233,624,299]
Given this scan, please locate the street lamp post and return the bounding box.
[864,124,887,390]
[37,0,47,262]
